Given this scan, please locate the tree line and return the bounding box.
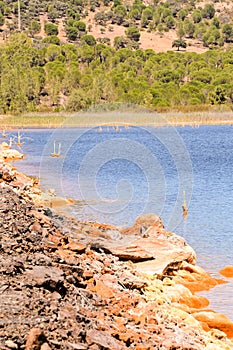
[1,33,233,114]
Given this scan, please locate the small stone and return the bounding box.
[66,342,87,349]
[86,330,123,349]
[64,241,86,252]
[25,328,46,350]
[30,221,43,234]
[5,340,18,349]
[41,343,52,350]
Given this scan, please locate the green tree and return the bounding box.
[212,17,220,29]
[190,68,212,83]
[28,20,41,37]
[194,22,207,41]
[172,39,187,51]
[129,7,142,21]
[0,34,45,113]
[0,12,5,26]
[113,0,122,7]
[44,23,58,36]
[112,5,127,25]
[202,27,221,47]
[209,86,226,104]
[76,21,86,32]
[158,6,172,22]
[61,44,78,62]
[66,26,78,41]
[0,1,5,13]
[94,11,108,25]
[192,10,202,23]
[78,45,95,65]
[62,64,81,94]
[45,61,66,105]
[177,22,185,39]
[141,7,153,28]
[183,19,195,38]
[81,34,96,46]
[222,24,233,43]
[177,9,187,21]
[202,4,215,19]
[48,5,58,22]
[66,8,79,20]
[125,27,140,42]
[66,88,92,111]
[95,44,113,63]
[114,36,129,49]
[45,45,62,62]
[165,16,175,29]
[43,36,61,45]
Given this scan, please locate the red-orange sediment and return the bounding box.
[219,265,233,278]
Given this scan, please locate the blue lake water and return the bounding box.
[5,124,233,320]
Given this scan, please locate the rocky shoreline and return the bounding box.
[1,145,233,350]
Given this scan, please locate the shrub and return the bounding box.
[28,20,41,36]
[125,27,140,42]
[75,21,86,32]
[202,4,215,19]
[192,10,202,23]
[209,86,226,104]
[114,36,129,49]
[44,23,58,36]
[43,36,61,45]
[0,12,4,26]
[66,89,92,111]
[66,26,78,41]
[81,34,96,46]
[222,24,233,42]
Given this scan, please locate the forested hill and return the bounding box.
[1,0,233,52]
[1,1,233,114]
[1,32,233,114]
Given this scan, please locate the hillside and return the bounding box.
[0,1,233,114]
[1,0,233,52]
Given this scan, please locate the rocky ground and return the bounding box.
[1,144,233,350]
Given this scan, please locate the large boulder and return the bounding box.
[0,146,24,161]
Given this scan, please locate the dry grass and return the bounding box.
[1,107,233,129]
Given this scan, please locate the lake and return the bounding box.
[7,124,233,320]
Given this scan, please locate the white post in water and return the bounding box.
[18,0,21,31]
